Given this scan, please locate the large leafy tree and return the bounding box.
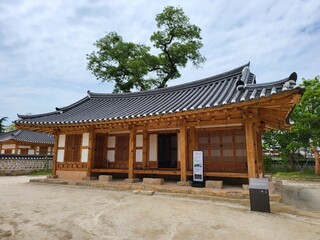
[87,6,205,93]
[0,117,8,133]
[291,76,320,175]
[262,76,320,175]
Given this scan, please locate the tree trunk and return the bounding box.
[312,146,319,175]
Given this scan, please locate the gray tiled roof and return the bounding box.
[15,63,300,125]
[0,130,54,144]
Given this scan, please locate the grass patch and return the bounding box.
[270,169,320,181]
[28,170,52,176]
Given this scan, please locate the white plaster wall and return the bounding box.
[28,149,35,155]
[149,134,157,161]
[108,136,116,148]
[58,134,66,148]
[82,133,89,147]
[1,150,4,154]
[136,135,143,147]
[2,144,15,149]
[17,149,21,154]
[36,146,40,155]
[18,145,31,149]
[57,149,65,162]
[136,149,143,162]
[81,149,88,162]
[107,150,115,162]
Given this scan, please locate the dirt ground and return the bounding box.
[0,176,319,240]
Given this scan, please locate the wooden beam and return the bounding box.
[52,131,59,175]
[142,129,148,170]
[245,118,257,178]
[256,130,264,177]
[87,129,95,177]
[128,126,136,179]
[188,127,196,171]
[179,123,187,181]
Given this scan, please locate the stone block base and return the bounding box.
[143,178,164,185]
[242,184,249,190]
[133,190,155,196]
[124,178,140,183]
[99,175,113,182]
[83,176,98,181]
[47,175,58,179]
[56,170,87,180]
[269,180,283,194]
[177,181,192,186]
[205,180,223,189]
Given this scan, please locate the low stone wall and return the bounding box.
[0,155,52,176]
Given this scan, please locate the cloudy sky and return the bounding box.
[0,0,319,124]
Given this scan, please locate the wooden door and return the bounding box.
[116,135,129,162]
[65,134,82,162]
[94,134,106,168]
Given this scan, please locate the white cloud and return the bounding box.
[0,0,319,123]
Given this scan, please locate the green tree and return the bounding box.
[262,130,304,171]
[0,117,8,133]
[87,6,205,93]
[5,123,16,132]
[263,76,320,175]
[291,76,320,175]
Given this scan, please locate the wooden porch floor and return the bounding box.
[91,168,248,178]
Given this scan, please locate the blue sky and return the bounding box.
[0,0,319,124]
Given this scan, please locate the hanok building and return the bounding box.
[15,64,303,181]
[0,130,54,156]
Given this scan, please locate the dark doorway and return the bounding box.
[158,133,177,168]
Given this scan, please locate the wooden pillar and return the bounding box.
[87,129,95,177]
[188,127,196,171]
[245,118,257,178]
[179,123,187,182]
[142,129,148,170]
[14,144,18,155]
[52,131,59,175]
[256,130,264,177]
[128,126,136,179]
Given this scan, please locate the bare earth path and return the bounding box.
[0,176,319,240]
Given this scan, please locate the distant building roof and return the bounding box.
[0,130,54,144]
[15,63,302,126]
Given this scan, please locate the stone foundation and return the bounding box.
[56,170,87,180]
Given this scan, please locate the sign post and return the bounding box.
[192,151,205,187]
[249,178,270,213]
